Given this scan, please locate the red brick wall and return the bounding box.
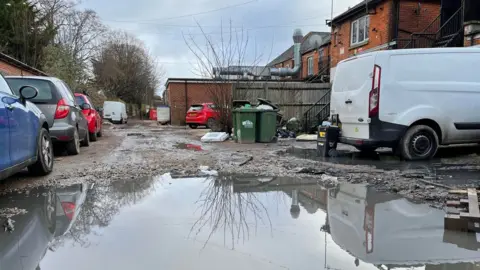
[274,59,294,69]
[166,81,232,125]
[0,61,35,76]
[331,0,394,69]
[330,0,440,69]
[301,44,330,79]
[301,50,318,78]
[464,34,480,47]
[398,0,441,35]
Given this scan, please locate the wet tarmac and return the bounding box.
[1,175,479,270]
[286,146,480,186]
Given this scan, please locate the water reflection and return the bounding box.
[327,184,480,269]
[0,187,56,270]
[51,176,157,249]
[0,174,479,270]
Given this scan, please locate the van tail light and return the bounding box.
[369,65,381,118]
[61,202,76,220]
[54,98,70,119]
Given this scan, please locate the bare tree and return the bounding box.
[183,21,271,132]
[92,31,161,107]
[55,9,107,67]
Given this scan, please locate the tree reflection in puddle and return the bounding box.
[190,175,274,249]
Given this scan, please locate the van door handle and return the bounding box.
[345,100,352,104]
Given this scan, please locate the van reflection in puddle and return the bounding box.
[327,183,480,269]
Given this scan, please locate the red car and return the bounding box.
[186,103,219,129]
[74,93,103,141]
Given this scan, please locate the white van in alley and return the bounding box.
[103,101,128,124]
[330,47,480,160]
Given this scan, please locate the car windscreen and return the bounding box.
[6,78,57,104]
[75,96,86,106]
[188,105,203,111]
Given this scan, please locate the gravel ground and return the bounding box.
[1,120,480,208]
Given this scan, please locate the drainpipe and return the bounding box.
[184,80,188,125]
[270,29,304,77]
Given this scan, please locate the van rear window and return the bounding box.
[6,78,57,104]
[333,55,373,92]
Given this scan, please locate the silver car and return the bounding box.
[6,76,89,155]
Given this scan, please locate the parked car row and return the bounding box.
[0,75,104,181]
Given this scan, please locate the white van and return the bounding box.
[330,48,480,160]
[103,101,128,124]
[156,105,170,125]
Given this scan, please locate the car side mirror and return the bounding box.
[19,86,38,100]
[81,103,92,110]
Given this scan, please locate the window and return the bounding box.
[307,57,314,76]
[0,75,13,95]
[6,78,56,103]
[75,96,87,106]
[351,15,369,45]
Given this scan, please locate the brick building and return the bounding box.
[329,0,441,78]
[0,52,46,76]
[463,0,480,46]
[164,78,232,125]
[268,31,331,80]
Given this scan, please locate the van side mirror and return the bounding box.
[81,103,92,110]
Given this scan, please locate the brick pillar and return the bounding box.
[464,21,480,47]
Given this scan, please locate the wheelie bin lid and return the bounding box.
[233,100,251,108]
[233,107,261,112]
[257,98,279,110]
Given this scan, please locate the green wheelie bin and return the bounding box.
[233,108,258,144]
[256,110,278,143]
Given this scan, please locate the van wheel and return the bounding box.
[399,125,438,161]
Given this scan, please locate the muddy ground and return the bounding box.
[1,120,480,207]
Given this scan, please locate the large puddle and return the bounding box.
[1,175,479,270]
[286,146,480,186]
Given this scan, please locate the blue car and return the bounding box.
[0,74,54,180]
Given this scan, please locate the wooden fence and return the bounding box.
[232,81,331,121]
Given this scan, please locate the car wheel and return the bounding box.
[81,129,90,147]
[43,188,56,233]
[90,129,98,142]
[399,125,439,161]
[97,128,103,138]
[189,124,198,129]
[28,128,54,176]
[207,118,216,129]
[66,129,81,155]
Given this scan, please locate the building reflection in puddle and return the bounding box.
[1,174,479,270]
[196,175,480,269]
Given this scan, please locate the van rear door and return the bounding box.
[331,54,375,139]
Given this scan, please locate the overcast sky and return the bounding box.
[79,0,360,90]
